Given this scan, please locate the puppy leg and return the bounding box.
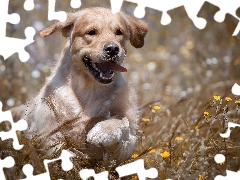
[86,117,131,147]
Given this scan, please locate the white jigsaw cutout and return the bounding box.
[220,122,240,138]
[0,102,28,150]
[0,0,35,62]
[0,0,240,179]
[24,0,34,11]
[116,159,158,180]
[20,150,74,180]
[79,169,108,180]
[214,154,226,164]
[0,156,15,180]
[231,83,240,96]
[220,83,240,138]
[110,0,240,34]
[70,0,81,9]
[215,170,240,180]
[48,0,67,22]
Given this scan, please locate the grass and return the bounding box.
[119,85,240,179]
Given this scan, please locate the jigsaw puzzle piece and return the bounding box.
[206,0,240,23]
[0,26,35,62]
[237,7,240,18]
[0,0,20,37]
[36,150,75,180]
[0,0,35,62]
[21,164,49,180]
[220,122,240,138]
[0,156,14,180]
[197,1,239,36]
[0,138,27,180]
[215,170,240,180]
[79,169,108,180]
[0,102,28,150]
[0,124,45,179]
[21,150,74,180]
[166,5,197,29]
[116,159,158,180]
[113,0,206,27]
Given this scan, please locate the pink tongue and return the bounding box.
[96,61,127,72]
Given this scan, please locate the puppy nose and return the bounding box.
[103,43,119,57]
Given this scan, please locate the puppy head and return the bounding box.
[38,7,148,85]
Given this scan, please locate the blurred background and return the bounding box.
[0,0,240,111]
[1,1,240,179]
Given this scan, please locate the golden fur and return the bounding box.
[11,7,148,167]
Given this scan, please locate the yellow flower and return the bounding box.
[132,153,138,159]
[152,109,156,113]
[203,111,209,116]
[235,100,240,105]
[160,151,170,158]
[194,125,199,130]
[175,136,183,141]
[142,118,150,122]
[149,148,156,153]
[153,105,160,110]
[213,95,220,101]
[198,174,205,180]
[225,97,232,102]
[152,105,160,113]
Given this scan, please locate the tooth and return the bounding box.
[92,63,99,70]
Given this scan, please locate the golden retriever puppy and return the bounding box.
[11,7,148,167]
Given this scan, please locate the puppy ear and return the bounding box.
[123,14,148,48]
[38,13,76,38]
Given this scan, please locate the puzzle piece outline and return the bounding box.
[110,0,240,35]
[0,102,27,150]
[0,0,240,179]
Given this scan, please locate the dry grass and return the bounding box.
[1,1,240,179]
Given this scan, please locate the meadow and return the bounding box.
[0,0,240,179]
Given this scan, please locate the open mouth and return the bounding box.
[83,56,127,84]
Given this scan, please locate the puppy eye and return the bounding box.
[116,29,123,35]
[87,29,97,36]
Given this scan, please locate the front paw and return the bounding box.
[86,118,130,147]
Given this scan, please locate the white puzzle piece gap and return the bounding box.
[0,0,240,179]
[0,156,15,180]
[20,150,74,180]
[0,0,35,62]
[116,159,158,180]
[79,169,108,180]
[232,83,240,96]
[215,170,240,180]
[24,0,35,11]
[110,0,240,33]
[0,102,28,150]
[220,122,240,138]
[48,0,67,22]
[214,154,225,164]
[70,0,81,9]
